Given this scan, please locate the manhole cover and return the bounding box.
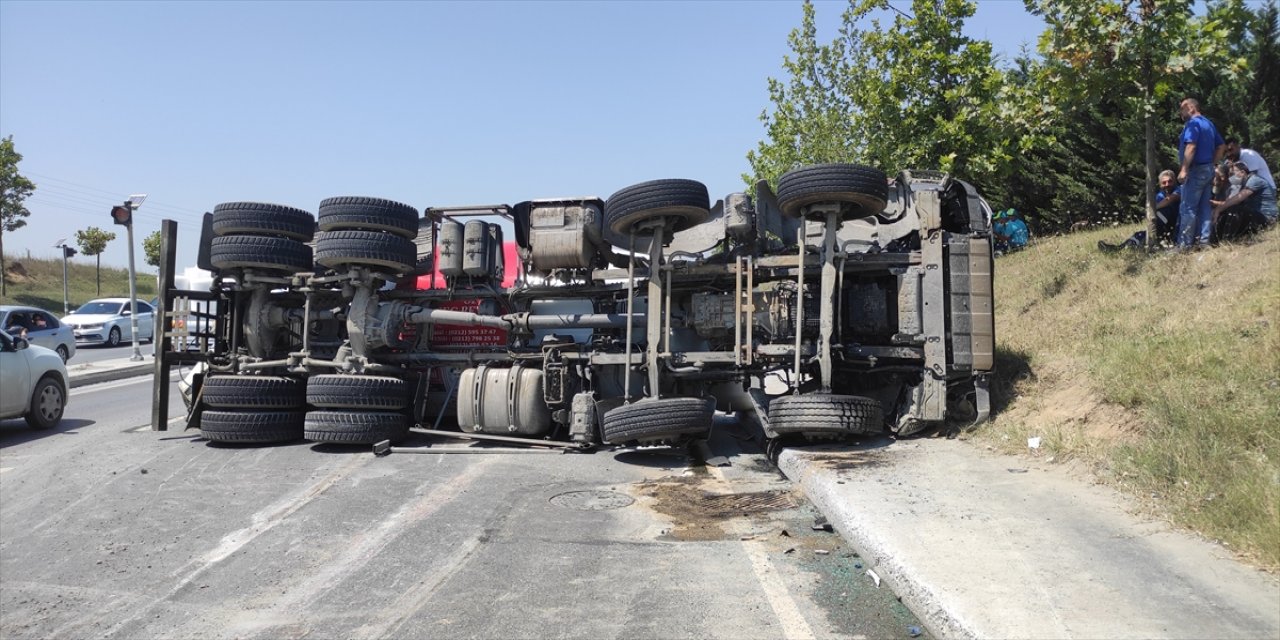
[550,490,635,511]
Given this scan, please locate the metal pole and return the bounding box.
[623,234,636,402]
[793,226,805,390]
[646,224,665,399]
[151,220,178,431]
[125,203,142,361]
[818,211,840,393]
[61,249,69,315]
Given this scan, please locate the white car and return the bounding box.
[0,305,76,362]
[61,297,155,347]
[0,328,69,429]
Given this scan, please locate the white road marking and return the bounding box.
[706,464,817,640]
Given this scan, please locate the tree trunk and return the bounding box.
[96,254,101,296]
[1143,72,1159,251]
[1,223,6,298]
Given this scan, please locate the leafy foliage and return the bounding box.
[0,135,34,234]
[75,226,118,297]
[143,230,162,268]
[747,0,1027,193]
[1,135,37,296]
[75,226,116,257]
[749,0,1273,237]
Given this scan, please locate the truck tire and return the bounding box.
[318,196,419,239]
[604,179,710,241]
[304,410,410,445]
[307,375,407,410]
[210,235,313,274]
[314,230,417,274]
[768,393,883,436]
[200,410,304,444]
[201,375,304,410]
[600,396,715,445]
[212,202,316,242]
[776,163,888,219]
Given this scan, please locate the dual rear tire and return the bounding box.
[197,374,411,445]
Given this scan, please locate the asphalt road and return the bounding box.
[0,376,926,640]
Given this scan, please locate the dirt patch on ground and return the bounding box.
[630,475,801,542]
[993,359,1144,449]
[801,450,889,472]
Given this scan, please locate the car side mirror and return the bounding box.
[14,337,29,350]
[121,310,131,316]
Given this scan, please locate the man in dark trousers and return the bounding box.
[1176,98,1227,249]
[1098,169,1182,251]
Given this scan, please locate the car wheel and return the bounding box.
[55,344,69,362]
[25,376,65,429]
[107,326,122,347]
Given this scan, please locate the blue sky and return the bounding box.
[1,0,1048,273]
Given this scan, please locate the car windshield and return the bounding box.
[74,301,123,315]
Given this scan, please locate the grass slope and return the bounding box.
[977,223,1279,569]
[1,255,156,314]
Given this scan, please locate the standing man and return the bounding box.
[1176,98,1227,249]
[1223,138,1274,188]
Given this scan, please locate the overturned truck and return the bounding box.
[152,164,994,450]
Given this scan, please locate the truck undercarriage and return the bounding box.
[153,164,994,454]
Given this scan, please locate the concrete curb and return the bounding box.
[777,440,1280,640]
[777,448,975,640]
[68,363,154,389]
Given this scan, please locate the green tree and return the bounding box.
[1,135,37,297]
[748,0,1026,193]
[75,226,117,296]
[142,229,162,269]
[1026,0,1249,247]
[1202,0,1280,162]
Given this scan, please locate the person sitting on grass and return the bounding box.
[1212,161,1278,243]
[1098,170,1181,251]
[993,208,1029,255]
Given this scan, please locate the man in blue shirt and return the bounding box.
[1176,98,1227,249]
[1098,170,1181,251]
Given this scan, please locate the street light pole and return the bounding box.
[53,239,70,315]
[61,246,70,315]
[124,195,147,362]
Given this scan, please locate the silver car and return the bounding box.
[0,328,68,429]
[61,298,155,347]
[0,305,76,362]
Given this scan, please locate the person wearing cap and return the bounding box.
[993,208,1029,255]
[1211,161,1277,242]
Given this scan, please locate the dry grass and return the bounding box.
[972,224,1280,569]
[1,255,157,314]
